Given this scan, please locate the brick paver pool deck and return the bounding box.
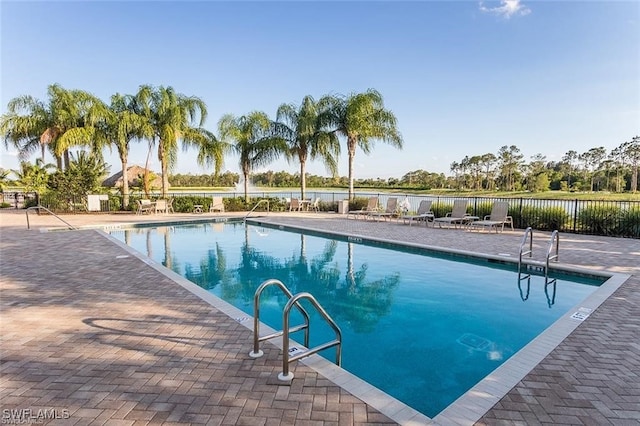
[1,209,638,425]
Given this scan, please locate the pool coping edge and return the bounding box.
[97,219,629,426]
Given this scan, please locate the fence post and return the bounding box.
[572,199,579,233]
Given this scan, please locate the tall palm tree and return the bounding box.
[319,89,403,200]
[218,111,285,202]
[275,95,340,199]
[192,128,230,180]
[0,84,104,170]
[105,93,153,209]
[135,85,208,197]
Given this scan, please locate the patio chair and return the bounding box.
[347,197,379,219]
[289,198,303,212]
[136,199,154,215]
[154,199,168,214]
[368,197,398,221]
[433,200,470,229]
[167,197,175,214]
[310,197,321,212]
[469,201,513,233]
[209,196,225,213]
[400,200,434,226]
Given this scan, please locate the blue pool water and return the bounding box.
[109,221,603,417]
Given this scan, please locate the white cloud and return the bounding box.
[479,0,531,19]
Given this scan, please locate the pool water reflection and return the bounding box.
[110,221,603,417]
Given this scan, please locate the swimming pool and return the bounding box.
[109,220,604,418]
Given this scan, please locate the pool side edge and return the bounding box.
[97,227,434,426]
[98,219,629,426]
[433,271,629,425]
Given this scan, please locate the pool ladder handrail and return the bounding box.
[249,279,310,359]
[545,230,560,282]
[517,227,533,279]
[26,205,77,230]
[248,279,342,382]
[244,199,270,221]
[279,292,342,381]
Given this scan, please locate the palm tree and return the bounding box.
[192,128,229,180]
[105,93,153,209]
[275,95,340,199]
[12,159,54,194]
[218,111,285,203]
[0,84,104,170]
[0,168,11,192]
[135,85,208,197]
[319,89,403,200]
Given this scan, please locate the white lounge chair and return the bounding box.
[469,201,513,233]
[136,199,154,215]
[347,197,379,219]
[209,196,225,213]
[310,197,321,212]
[433,200,470,229]
[400,200,434,226]
[154,199,168,214]
[368,197,398,221]
[289,198,303,212]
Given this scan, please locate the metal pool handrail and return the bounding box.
[26,205,77,230]
[249,279,310,359]
[244,199,270,221]
[279,292,342,381]
[545,230,560,282]
[518,227,533,278]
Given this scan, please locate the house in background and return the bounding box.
[102,165,165,191]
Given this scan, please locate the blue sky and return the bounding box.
[1,0,638,179]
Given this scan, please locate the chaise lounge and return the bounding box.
[400,199,434,226]
[469,201,513,233]
[433,199,470,229]
[347,196,379,219]
[368,197,398,221]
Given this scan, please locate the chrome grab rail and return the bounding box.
[279,292,342,381]
[249,279,309,359]
[517,227,533,278]
[545,230,560,282]
[244,199,270,221]
[26,205,77,230]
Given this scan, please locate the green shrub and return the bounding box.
[321,200,338,212]
[348,197,371,212]
[577,205,621,235]
[0,202,12,208]
[108,194,122,211]
[172,196,214,213]
[167,195,287,213]
[519,206,569,231]
[616,207,640,238]
[431,202,452,218]
[472,201,494,219]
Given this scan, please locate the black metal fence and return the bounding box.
[138,190,640,238]
[4,190,639,238]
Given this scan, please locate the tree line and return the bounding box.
[448,142,639,193]
[1,84,637,208]
[0,84,402,207]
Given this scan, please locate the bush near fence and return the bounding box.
[12,189,640,238]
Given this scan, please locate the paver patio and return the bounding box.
[1,209,638,425]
